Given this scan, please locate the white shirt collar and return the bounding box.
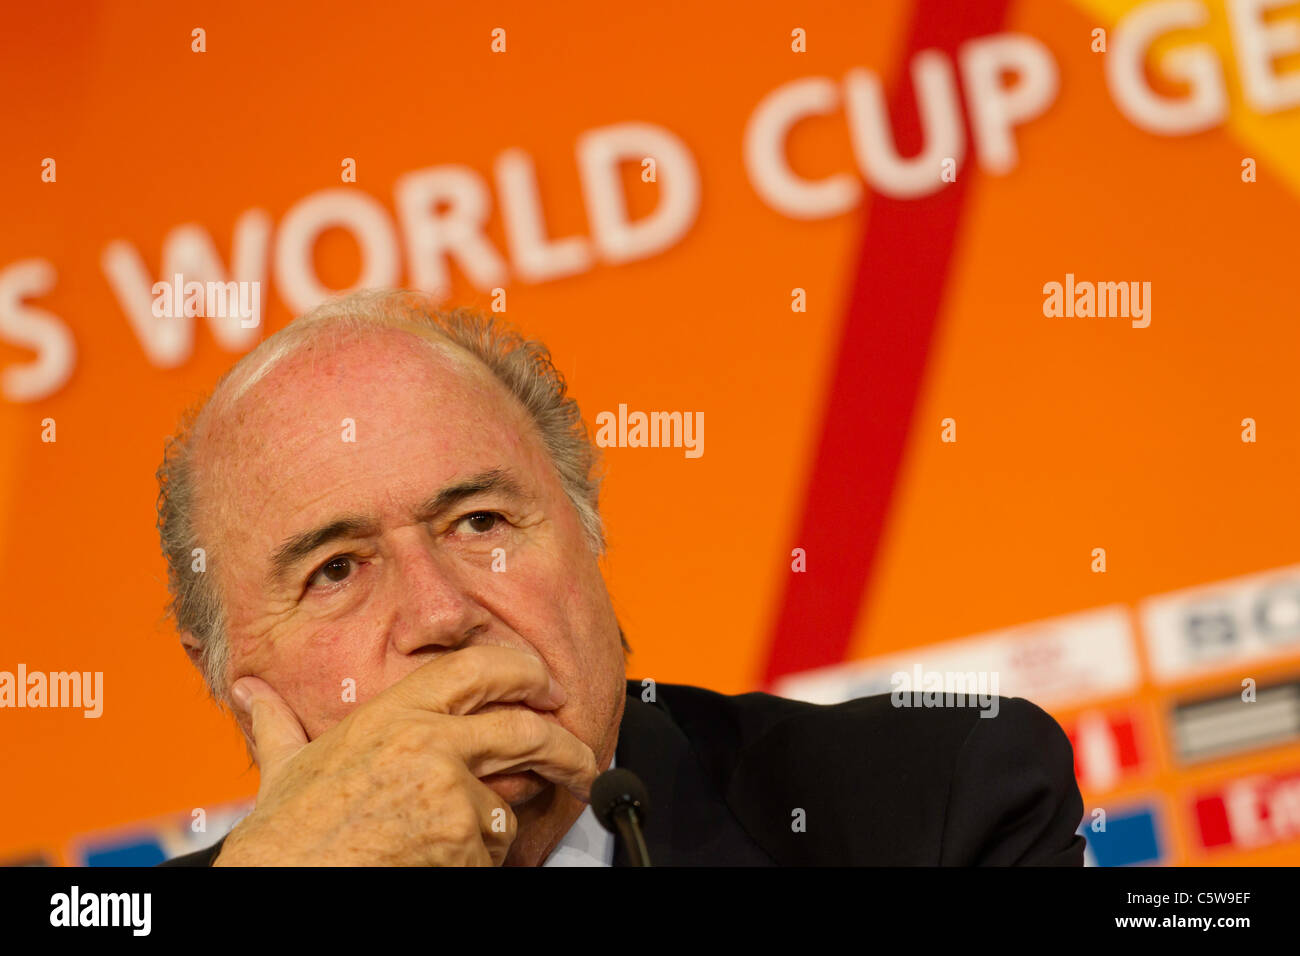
[541,754,616,867]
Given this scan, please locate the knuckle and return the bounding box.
[429,650,488,712]
[382,715,430,755]
[440,647,478,686]
[442,801,481,844]
[421,748,462,786]
[504,707,549,750]
[340,702,382,743]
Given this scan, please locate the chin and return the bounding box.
[480,770,549,807]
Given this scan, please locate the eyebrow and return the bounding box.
[266,469,529,586]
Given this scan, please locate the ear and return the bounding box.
[179,630,205,670]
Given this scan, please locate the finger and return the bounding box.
[381,644,567,717]
[452,708,599,802]
[232,676,308,781]
[463,774,517,866]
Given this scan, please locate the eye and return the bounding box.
[456,511,502,534]
[307,555,355,590]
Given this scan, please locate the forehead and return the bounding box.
[193,326,544,546]
[226,324,491,416]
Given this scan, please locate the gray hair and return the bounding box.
[156,289,610,702]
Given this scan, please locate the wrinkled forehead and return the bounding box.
[189,325,536,537]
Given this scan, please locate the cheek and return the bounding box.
[257,626,386,739]
[497,550,621,712]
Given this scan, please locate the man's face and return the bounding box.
[192,327,626,807]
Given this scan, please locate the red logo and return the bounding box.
[1063,710,1143,793]
[1194,769,1300,850]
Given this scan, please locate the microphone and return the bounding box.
[590,768,652,867]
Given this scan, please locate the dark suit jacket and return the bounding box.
[161,680,1086,866]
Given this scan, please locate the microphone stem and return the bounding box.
[614,807,652,867]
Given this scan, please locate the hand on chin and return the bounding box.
[473,701,561,808]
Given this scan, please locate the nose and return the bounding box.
[385,528,491,657]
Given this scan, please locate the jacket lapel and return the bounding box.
[612,686,774,866]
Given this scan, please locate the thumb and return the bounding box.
[231,676,308,780]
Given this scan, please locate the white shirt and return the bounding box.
[541,754,616,867]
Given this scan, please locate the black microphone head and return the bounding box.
[590,768,650,833]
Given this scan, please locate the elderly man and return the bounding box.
[157,289,1085,866]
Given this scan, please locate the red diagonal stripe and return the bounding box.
[763,0,1012,685]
